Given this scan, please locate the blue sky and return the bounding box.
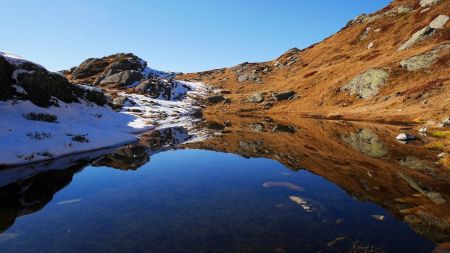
[1,0,390,72]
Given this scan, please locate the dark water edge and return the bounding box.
[0,119,448,253]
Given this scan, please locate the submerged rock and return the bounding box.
[262,182,303,191]
[341,69,389,99]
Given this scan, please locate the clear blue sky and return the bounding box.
[1,0,390,72]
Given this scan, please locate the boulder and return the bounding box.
[396,133,416,141]
[248,93,264,103]
[400,43,450,71]
[439,117,450,127]
[237,72,261,83]
[206,95,226,104]
[341,69,389,99]
[99,70,143,87]
[398,26,434,51]
[420,0,441,7]
[429,14,449,29]
[272,91,296,101]
[398,15,448,51]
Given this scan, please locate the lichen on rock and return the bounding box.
[341,69,389,99]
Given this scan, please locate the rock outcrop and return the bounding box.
[400,43,450,71]
[398,15,449,51]
[341,69,389,99]
[0,52,108,107]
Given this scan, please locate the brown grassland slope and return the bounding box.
[178,0,449,124]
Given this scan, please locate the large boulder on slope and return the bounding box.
[400,43,450,71]
[99,70,143,87]
[341,69,389,99]
[398,15,449,51]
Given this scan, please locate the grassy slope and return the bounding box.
[178,0,449,124]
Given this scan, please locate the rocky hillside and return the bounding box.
[63,53,209,126]
[0,52,151,167]
[178,0,449,125]
[0,52,108,108]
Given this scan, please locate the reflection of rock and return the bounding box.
[185,115,450,243]
[0,161,86,233]
[399,156,434,172]
[397,172,445,205]
[341,129,388,157]
[93,145,149,170]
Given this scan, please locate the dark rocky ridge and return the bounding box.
[0,53,109,107]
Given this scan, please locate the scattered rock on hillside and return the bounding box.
[100,70,143,87]
[398,15,449,51]
[439,117,450,127]
[341,69,389,99]
[396,133,416,141]
[248,93,265,103]
[272,91,296,101]
[400,43,450,71]
[420,0,441,7]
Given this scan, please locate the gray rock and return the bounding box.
[429,14,449,29]
[420,0,441,7]
[341,69,389,99]
[272,91,296,101]
[248,93,264,103]
[99,70,143,87]
[398,15,448,51]
[400,43,450,71]
[439,117,450,127]
[238,72,261,83]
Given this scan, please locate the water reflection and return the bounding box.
[0,116,449,252]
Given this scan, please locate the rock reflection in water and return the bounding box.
[185,115,450,244]
[0,116,448,251]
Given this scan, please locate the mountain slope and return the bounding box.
[178,0,449,124]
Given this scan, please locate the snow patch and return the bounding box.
[0,100,153,166]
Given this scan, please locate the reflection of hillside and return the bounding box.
[92,126,198,170]
[184,115,450,243]
[0,158,90,233]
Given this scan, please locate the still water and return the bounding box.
[0,119,447,253]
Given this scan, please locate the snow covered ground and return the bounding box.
[120,80,210,129]
[0,99,152,167]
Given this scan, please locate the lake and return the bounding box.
[0,117,448,253]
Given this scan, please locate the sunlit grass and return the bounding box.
[430,131,450,139]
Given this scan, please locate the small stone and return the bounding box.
[396,133,416,141]
[367,42,374,49]
[418,127,427,133]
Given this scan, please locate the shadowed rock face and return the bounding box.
[0,54,109,107]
